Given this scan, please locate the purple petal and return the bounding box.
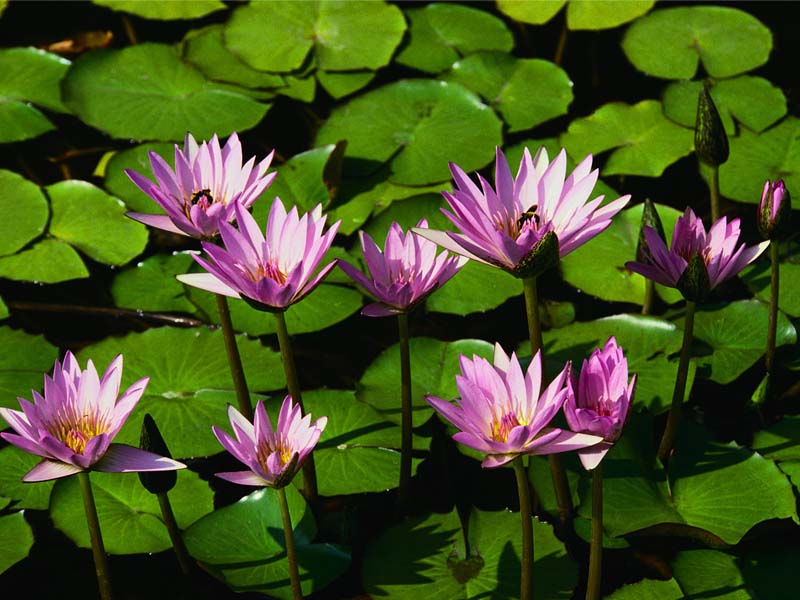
[125,213,189,236]
[176,273,240,298]
[93,444,186,473]
[24,459,83,482]
[215,470,269,487]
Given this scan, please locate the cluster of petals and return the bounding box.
[177,198,340,311]
[0,352,185,482]
[626,207,768,291]
[213,397,326,488]
[414,147,630,275]
[126,132,276,239]
[564,337,636,471]
[426,344,603,468]
[339,219,467,317]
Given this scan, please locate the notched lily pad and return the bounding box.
[0,169,48,257]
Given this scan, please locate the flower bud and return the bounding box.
[677,253,710,303]
[695,83,729,167]
[138,414,177,495]
[758,179,791,240]
[512,230,560,279]
[636,198,666,263]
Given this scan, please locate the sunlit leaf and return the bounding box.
[93,0,226,20]
[0,239,88,283]
[103,142,174,212]
[566,0,655,30]
[0,512,33,576]
[0,446,55,510]
[0,170,48,257]
[111,252,198,314]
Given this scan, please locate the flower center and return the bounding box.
[491,412,523,443]
[256,441,294,471]
[49,414,106,454]
[248,261,287,285]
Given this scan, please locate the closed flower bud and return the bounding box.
[139,414,178,495]
[695,84,729,167]
[758,180,791,240]
[636,198,666,263]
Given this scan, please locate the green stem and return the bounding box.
[586,465,603,600]
[522,277,543,357]
[277,487,303,600]
[216,294,253,421]
[549,453,573,526]
[658,301,696,464]
[78,472,113,600]
[512,458,534,600]
[710,166,721,223]
[641,279,655,316]
[765,242,780,375]
[554,18,568,66]
[157,492,193,576]
[398,312,413,506]
[274,311,318,501]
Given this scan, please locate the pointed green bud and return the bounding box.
[677,253,710,302]
[512,230,560,279]
[750,373,771,407]
[758,180,791,240]
[138,413,177,495]
[694,83,729,166]
[636,198,666,263]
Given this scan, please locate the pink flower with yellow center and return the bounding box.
[0,352,185,482]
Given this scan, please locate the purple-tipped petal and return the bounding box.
[176,272,240,298]
[126,213,189,236]
[215,470,270,487]
[24,460,84,482]
[93,445,186,473]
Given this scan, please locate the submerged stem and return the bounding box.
[157,492,193,576]
[586,465,603,600]
[277,487,303,600]
[78,471,114,600]
[658,300,696,464]
[512,458,534,600]
[216,294,253,421]
[765,242,780,376]
[398,312,413,507]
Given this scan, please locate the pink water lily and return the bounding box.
[177,198,341,311]
[626,207,768,292]
[339,219,467,317]
[414,147,630,277]
[0,352,185,482]
[426,344,603,468]
[564,337,636,471]
[213,396,326,488]
[758,179,790,239]
[126,132,276,239]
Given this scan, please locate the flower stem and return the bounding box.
[658,300,696,464]
[710,165,721,223]
[512,458,534,600]
[522,276,543,357]
[78,471,113,600]
[586,465,603,600]
[277,487,303,600]
[765,242,780,376]
[215,294,252,422]
[157,492,193,576]
[274,311,318,501]
[641,279,655,316]
[554,18,568,66]
[397,312,413,507]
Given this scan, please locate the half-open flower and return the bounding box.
[177,198,340,312]
[339,219,467,317]
[758,179,791,240]
[126,132,276,239]
[426,344,603,468]
[626,207,768,301]
[212,396,326,488]
[564,337,636,471]
[0,352,185,482]
[414,147,630,279]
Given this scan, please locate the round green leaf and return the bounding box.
[741,255,800,318]
[111,252,198,314]
[47,180,147,266]
[663,76,786,135]
[718,116,800,204]
[223,0,406,73]
[397,3,513,74]
[0,326,58,418]
[50,470,213,555]
[0,512,33,576]
[566,0,655,30]
[103,142,174,212]
[622,6,772,79]
[445,52,573,133]
[62,43,270,141]
[0,47,70,112]
[560,100,694,177]
[560,202,685,306]
[0,100,54,144]
[607,578,683,600]
[428,260,522,316]
[316,70,374,99]
[0,170,48,256]
[496,0,565,25]
[671,549,751,600]
[358,337,494,427]
[316,79,502,185]
[363,508,576,599]
[0,446,55,510]
[93,0,226,20]
[0,239,88,283]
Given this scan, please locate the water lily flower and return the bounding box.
[177,198,341,312]
[758,179,791,240]
[339,219,467,317]
[0,352,185,482]
[126,132,276,239]
[626,207,768,301]
[212,396,326,488]
[413,147,630,278]
[564,337,636,471]
[426,344,603,468]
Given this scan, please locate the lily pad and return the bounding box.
[0,297,6,320]
[363,508,576,599]
[62,43,270,141]
[444,52,573,133]
[0,239,88,283]
[0,512,33,576]
[495,0,565,25]
[358,337,494,427]
[50,470,213,555]
[0,170,48,257]
[751,415,800,490]
[560,100,695,177]
[223,0,405,73]
[0,446,55,510]
[103,142,174,213]
[111,252,198,314]
[428,261,522,316]
[316,79,502,185]
[316,70,375,99]
[606,578,683,599]
[663,76,787,135]
[497,0,654,30]
[622,6,772,79]
[740,255,800,318]
[0,326,59,417]
[397,3,513,74]
[93,0,226,20]
[47,180,148,266]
